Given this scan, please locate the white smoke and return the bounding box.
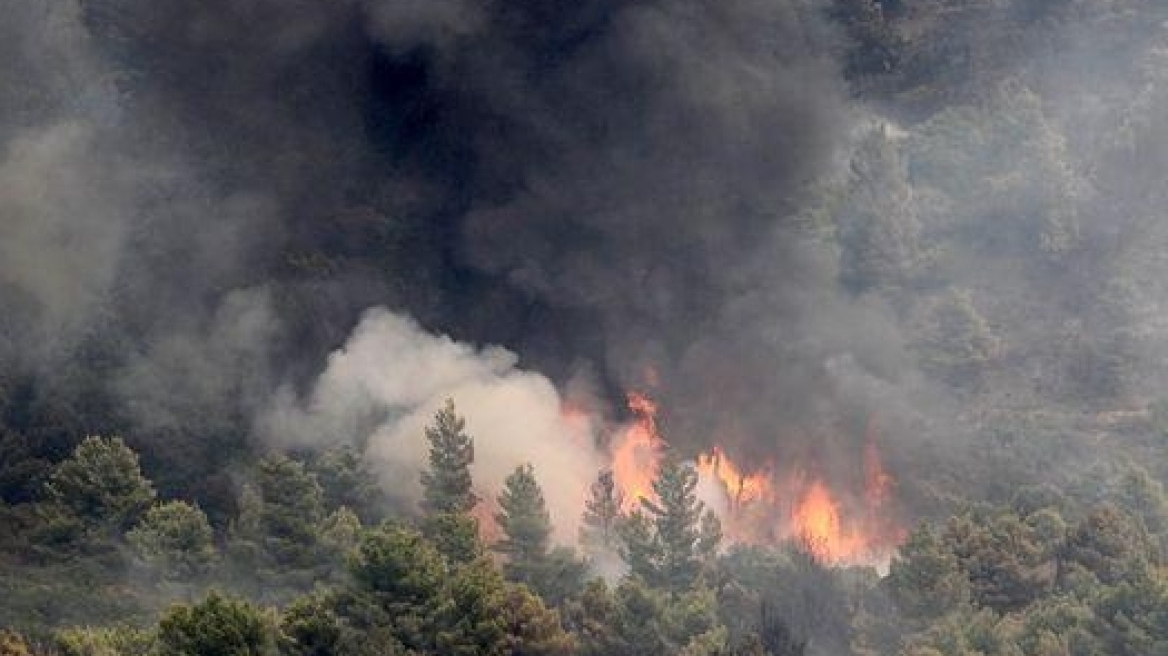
[260,307,604,544]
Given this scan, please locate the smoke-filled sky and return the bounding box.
[4,0,1168,521]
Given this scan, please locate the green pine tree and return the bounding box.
[494,464,552,586]
[580,469,625,555]
[641,458,721,593]
[157,591,275,656]
[347,523,447,652]
[255,455,326,568]
[127,500,218,579]
[418,400,483,564]
[45,435,156,532]
[420,399,477,516]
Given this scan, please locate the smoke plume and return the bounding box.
[261,308,603,544]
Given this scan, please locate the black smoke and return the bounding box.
[1,0,923,504]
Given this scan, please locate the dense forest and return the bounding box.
[5,0,1168,654]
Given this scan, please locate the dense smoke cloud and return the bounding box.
[7,0,1167,520]
[0,0,883,466]
[353,0,902,463]
[261,308,603,544]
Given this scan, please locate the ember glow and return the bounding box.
[604,391,906,567]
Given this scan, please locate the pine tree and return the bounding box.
[420,399,477,516]
[307,445,386,524]
[418,400,482,565]
[348,524,448,651]
[618,509,661,585]
[494,464,552,589]
[256,454,326,567]
[157,592,275,656]
[641,458,721,592]
[580,470,625,555]
[127,500,218,579]
[46,435,156,532]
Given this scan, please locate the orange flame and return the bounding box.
[695,447,774,507]
[865,417,894,508]
[791,479,868,563]
[610,391,665,510]
[602,391,905,567]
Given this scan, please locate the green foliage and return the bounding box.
[497,584,577,656]
[419,400,477,517]
[627,459,721,592]
[303,447,385,525]
[127,500,217,579]
[254,455,326,566]
[1090,569,1168,655]
[1059,504,1158,589]
[0,429,55,505]
[945,509,1053,612]
[487,463,587,605]
[905,87,1082,259]
[494,464,552,586]
[318,507,361,557]
[886,524,970,619]
[157,592,276,656]
[278,593,405,656]
[898,607,1009,656]
[570,576,726,656]
[346,523,445,649]
[618,510,659,584]
[55,626,156,656]
[431,559,508,656]
[1114,465,1168,539]
[420,556,572,656]
[580,469,624,556]
[911,288,997,386]
[278,594,344,656]
[45,436,155,532]
[421,512,482,566]
[534,546,588,608]
[718,546,852,656]
[837,128,923,294]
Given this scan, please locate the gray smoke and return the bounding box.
[260,308,604,544]
[7,0,1166,520]
[0,0,875,461]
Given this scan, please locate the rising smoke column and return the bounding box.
[0,0,921,500]
[361,0,919,464]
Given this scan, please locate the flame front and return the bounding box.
[791,479,868,563]
[610,391,665,510]
[600,391,905,567]
[695,447,773,507]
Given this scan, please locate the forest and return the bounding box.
[4,0,1168,654]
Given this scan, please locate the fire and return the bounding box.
[610,391,665,510]
[791,479,867,563]
[864,417,894,507]
[600,390,905,567]
[694,441,905,565]
[695,447,773,507]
